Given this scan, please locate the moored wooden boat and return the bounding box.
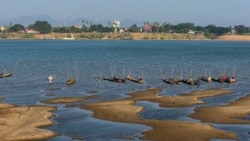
[175,79,182,85]
[66,63,78,86]
[212,76,224,83]
[67,78,76,85]
[0,72,13,78]
[200,75,212,82]
[103,76,126,83]
[163,78,175,84]
[221,74,236,83]
[223,65,237,83]
[0,59,20,79]
[182,77,200,85]
[126,75,143,83]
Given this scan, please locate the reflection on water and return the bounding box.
[1,40,250,140]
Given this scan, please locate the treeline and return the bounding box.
[1,20,250,37]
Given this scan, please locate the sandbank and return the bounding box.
[191,95,250,124]
[42,95,98,104]
[0,102,57,141]
[83,88,239,141]
[127,88,233,107]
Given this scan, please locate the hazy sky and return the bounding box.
[1,0,250,26]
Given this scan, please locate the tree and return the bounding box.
[128,24,140,32]
[9,24,25,32]
[205,24,230,35]
[32,20,52,34]
[174,23,195,33]
[162,22,171,33]
[234,25,249,34]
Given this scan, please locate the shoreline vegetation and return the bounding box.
[2,88,250,140]
[1,32,250,41]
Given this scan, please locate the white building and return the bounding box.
[0,25,6,31]
[112,21,120,28]
[112,21,120,32]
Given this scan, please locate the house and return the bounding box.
[26,29,39,34]
[188,30,195,34]
[74,24,82,29]
[143,25,152,32]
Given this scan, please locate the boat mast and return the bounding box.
[12,59,20,74]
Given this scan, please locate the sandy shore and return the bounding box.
[83,88,239,141]
[216,35,250,41]
[0,100,57,141]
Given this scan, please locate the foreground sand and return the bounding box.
[0,99,57,141]
[191,95,250,124]
[6,88,249,141]
[83,88,239,141]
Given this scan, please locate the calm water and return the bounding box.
[1,40,250,140]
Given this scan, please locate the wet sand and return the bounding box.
[83,88,239,141]
[42,95,98,104]
[2,88,248,141]
[0,101,57,141]
[190,95,250,124]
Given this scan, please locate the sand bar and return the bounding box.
[127,88,233,107]
[42,95,98,104]
[83,88,239,141]
[191,95,250,124]
[0,101,57,141]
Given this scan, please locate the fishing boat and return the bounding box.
[126,71,144,83]
[103,66,126,83]
[175,79,182,85]
[200,75,212,82]
[163,78,175,84]
[0,72,12,78]
[175,66,183,85]
[214,66,237,83]
[211,75,224,83]
[103,76,125,83]
[200,69,212,82]
[67,78,76,85]
[126,75,143,83]
[182,78,200,85]
[0,59,20,79]
[224,65,237,83]
[160,68,176,85]
[221,74,236,83]
[200,69,212,83]
[182,70,200,85]
[66,64,78,86]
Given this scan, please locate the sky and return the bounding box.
[1,0,250,26]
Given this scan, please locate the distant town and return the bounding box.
[1,19,250,40]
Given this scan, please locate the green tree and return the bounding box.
[9,24,25,32]
[32,20,52,34]
[174,23,195,33]
[234,25,249,34]
[128,24,140,32]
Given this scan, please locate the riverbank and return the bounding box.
[2,32,250,41]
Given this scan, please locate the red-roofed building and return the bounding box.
[143,25,152,32]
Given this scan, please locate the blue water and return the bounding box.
[1,40,250,140]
